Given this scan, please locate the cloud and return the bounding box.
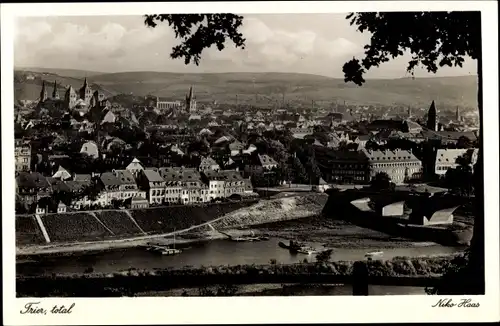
[13,15,474,78]
[207,17,361,70]
[15,20,53,43]
[15,17,173,69]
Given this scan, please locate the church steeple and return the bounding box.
[427,100,437,131]
[185,85,196,113]
[40,81,48,102]
[455,106,460,121]
[52,80,59,99]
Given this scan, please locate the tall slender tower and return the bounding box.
[456,106,460,121]
[52,80,59,99]
[185,86,196,113]
[408,106,412,118]
[80,77,92,105]
[39,81,48,103]
[427,100,437,131]
[64,85,77,109]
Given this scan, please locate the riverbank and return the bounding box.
[17,255,459,297]
[16,194,329,256]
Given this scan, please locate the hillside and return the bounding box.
[14,70,117,102]
[14,69,478,109]
[15,67,105,78]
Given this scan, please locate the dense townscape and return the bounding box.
[15,73,479,216]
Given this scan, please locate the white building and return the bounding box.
[434,148,479,176]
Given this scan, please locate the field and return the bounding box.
[16,200,257,247]
[15,216,46,246]
[94,211,144,236]
[41,213,112,243]
[14,69,478,109]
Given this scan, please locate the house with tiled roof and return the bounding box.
[199,156,220,172]
[51,165,72,181]
[46,177,71,194]
[137,169,166,204]
[99,172,122,206]
[126,157,144,177]
[80,141,99,159]
[362,149,423,184]
[434,148,478,177]
[258,154,278,170]
[101,110,117,125]
[314,147,370,184]
[15,172,52,208]
[112,169,141,199]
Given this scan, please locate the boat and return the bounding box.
[278,240,306,253]
[146,231,182,256]
[297,247,318,255]
[365,251,384,260]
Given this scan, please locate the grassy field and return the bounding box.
[14,69,478,109]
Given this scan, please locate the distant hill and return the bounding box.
[14,69,478,109]
[14,70,117,102]
[15,67,105,79]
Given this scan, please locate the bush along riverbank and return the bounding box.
[17,254,459,297]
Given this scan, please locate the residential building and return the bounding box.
[258,154,278,170]
[362,149,423,184]
[112,169,140,199]
[137,169,166,204]
[202,170,227,201]
[80,141,99,159]
[199,157,220,172]
[158,167,184,204]
[15,139,31,172]
[315,148,371,184]
[15,172,52,208]
[52,165,72,180]
[99,172,122,206]
[126,157,144,177]
[219,170,246,197]
[434,148,479,177]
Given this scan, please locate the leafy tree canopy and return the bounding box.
[144,14,246,65]
[342,12,481,86]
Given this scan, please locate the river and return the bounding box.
[17,237,463,276]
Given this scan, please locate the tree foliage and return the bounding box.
[144,14,246,65]
[344,11,484,295]
[370,172,395,191]
[342,12,481,85]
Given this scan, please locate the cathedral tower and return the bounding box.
[185,86,196,113]
[79,77,93,105]
[39,81,48,103]
[52,80,59,99]
[427,100,437,131]
[64,85,77,109]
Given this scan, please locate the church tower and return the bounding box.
[79,77,93,105]
[52,80,59,99]
[64,85,77,109]
[185,86,196,113]
[39,81,48,103]
[455,106,460,121]
[427,100,437,131]
[407,106,412,118]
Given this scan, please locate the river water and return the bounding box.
[17,237,463,276]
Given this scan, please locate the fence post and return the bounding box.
[352,261,369,296]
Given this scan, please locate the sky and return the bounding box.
[14,14,477,78]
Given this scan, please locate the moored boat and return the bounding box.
[365,251,384,260]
